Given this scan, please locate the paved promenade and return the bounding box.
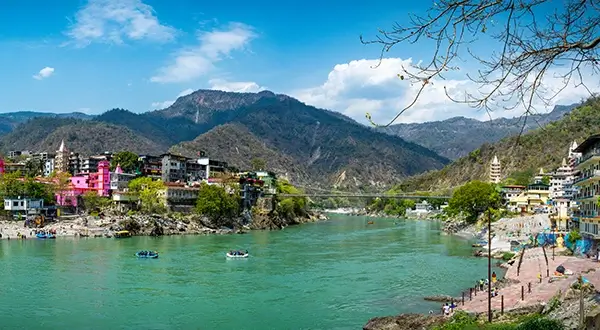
[459,247,600,313]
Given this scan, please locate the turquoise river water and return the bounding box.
[0,214,501,329]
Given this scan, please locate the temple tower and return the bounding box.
[489,155,501,184]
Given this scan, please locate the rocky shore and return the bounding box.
[0,210,328,240]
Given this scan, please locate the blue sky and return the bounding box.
[0,0,596,124]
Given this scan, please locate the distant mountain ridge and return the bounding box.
[400,99,600,192]
[0,111,93,136]
[379,104,578,159]
[0,90,449,189]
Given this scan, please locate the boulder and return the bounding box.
[363,314,445,330]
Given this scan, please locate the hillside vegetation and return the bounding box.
[170,123,309,181]
[400,99,600,192]
[0,117,164,155]
[380,104,576,159]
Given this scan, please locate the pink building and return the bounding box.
[0,158,4,174]
[56,160,111,207]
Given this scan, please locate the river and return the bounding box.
[0,214,500,329]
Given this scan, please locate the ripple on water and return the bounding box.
[0,216,500,329]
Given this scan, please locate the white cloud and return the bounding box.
[208,79,266,93]
[65,0,176,47]
[150,22,256,83]
[33,67,55,80]
[151,100,175,109]
[291,58,600,124]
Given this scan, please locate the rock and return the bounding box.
[363,314,445,330]
[423,294,458,302]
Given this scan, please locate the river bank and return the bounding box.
[363,214,600,329]
[0,211,329,240]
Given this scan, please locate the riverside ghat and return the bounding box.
[364,214,600,330]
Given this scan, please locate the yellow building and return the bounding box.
[573,134,600,237]
[507,182,551,213]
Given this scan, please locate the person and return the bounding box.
[479,279,484,291]
[450,301,456,312]
[492,271,497,283]
[443,303,450,316]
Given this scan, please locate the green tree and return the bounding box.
[111,151,140,173]
[81,191,111,212]
[50,171,72,206]
[446,181,501,223]
[195,183,240,227]
[507,169,535,186]
[128,177,166,214]
[275,179,307,218]
[541,175,551,185]
[0,172,24,198]
[24,158,44,177]
[250,158,267,171]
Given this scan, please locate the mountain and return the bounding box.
[380,104,577,160]
[0,117,163,156]
[0,90,450,189]
[170,123,309,181]
[0,111,94,137]
[399,99,600,192]
[162,91,449,188]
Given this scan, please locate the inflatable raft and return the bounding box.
[226,252,249,258]
[135,251,159,259]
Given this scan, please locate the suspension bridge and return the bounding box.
[278,193,450,199]
[278,184,450,199]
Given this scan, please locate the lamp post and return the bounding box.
[487,208,492,323]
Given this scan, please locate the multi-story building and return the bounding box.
[8,150,31,158]
[54,140,70,173]
[161,153,189,183]
[573,134,600,238]
[159,183,200,211]
[500,185,526,205]
[56,160,111,207]
[43,158,55,177]
[139,155,162,179]
[489,155,501,184]
[79,154,112,175]
[506,182,551,213]
[110,165,137,191]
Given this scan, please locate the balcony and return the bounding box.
[573,170,600,185]
[576,151,600,168]
[574,192,598,200]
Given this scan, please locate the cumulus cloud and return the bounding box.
[291,58,600,124]
[150,23,256,83]
[65,0,176,47]
[208,79,266,93]
[33,67,55,80]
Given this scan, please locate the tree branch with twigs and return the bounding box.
[361,0,600,128]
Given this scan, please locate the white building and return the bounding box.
[549,141,581,199]
[489,155,501,184]
[43,158,55,177]
[3,198,44,213]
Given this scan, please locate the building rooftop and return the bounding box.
[502,185,526,189]
[574,134,600,152]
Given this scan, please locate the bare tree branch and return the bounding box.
[361,0,600,127]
